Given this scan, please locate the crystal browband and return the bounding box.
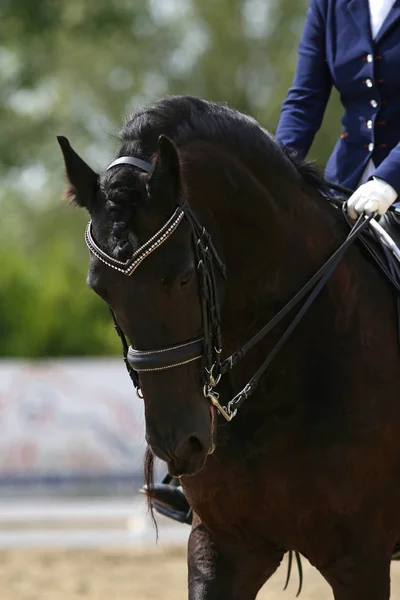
[85,205,186,276]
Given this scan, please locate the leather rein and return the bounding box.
[86,157,368,421]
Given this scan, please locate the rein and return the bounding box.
[87,157,368,421]
[217,210,371,419]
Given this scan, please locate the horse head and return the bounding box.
[58,132,224,478]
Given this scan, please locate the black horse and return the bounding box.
[59,96,400,599]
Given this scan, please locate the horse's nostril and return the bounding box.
[187,435,203,455]
[167,435,209,476]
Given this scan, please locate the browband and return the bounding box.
[85,205,186,276]
[85,153,186,276]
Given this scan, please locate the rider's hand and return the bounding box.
[347,177,398,219]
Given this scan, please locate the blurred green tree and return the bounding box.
[0,0,342,356]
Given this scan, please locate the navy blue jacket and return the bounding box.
[276,0,400,194]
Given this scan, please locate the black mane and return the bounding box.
[117,95,328,193]
[100,96,331,259]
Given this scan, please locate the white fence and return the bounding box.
[0,358,147,493]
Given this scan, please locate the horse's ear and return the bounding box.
[57,136,98,208]
[147,135,181,200]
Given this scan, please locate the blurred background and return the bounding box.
[0,1,353,599]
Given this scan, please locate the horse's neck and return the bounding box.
[188,151,341,346]
[183,142,387,354]
[183,144,398,464]
[204,155,396,408]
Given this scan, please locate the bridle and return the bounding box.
[85,156,373,421]
[87,155,229,417]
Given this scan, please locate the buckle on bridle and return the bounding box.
[203,385,237,422]
[204,361,222,389]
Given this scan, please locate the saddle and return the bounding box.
[354,209,400,293]
[338,203,400,343]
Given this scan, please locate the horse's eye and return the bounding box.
[180,269,193,287]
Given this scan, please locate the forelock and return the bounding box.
[98,166,146,261]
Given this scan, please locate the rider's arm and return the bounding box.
[275,0,332,159]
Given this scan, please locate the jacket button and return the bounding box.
[365,78,373,87]
[368,143,374,151]
[370,99,378,108]
[366,120,373,129]
[367,54,373,63]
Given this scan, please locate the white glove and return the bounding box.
[347,177,398,219]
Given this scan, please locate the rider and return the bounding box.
[149,0,400,523]
[276,0,400,220]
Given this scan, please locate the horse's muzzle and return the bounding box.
[150,433,209,478]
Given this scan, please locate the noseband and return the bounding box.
[86,155,374,421]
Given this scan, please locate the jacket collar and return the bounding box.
[346,0,373,48]
[374,0,400,43]
[347,0,400,45]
